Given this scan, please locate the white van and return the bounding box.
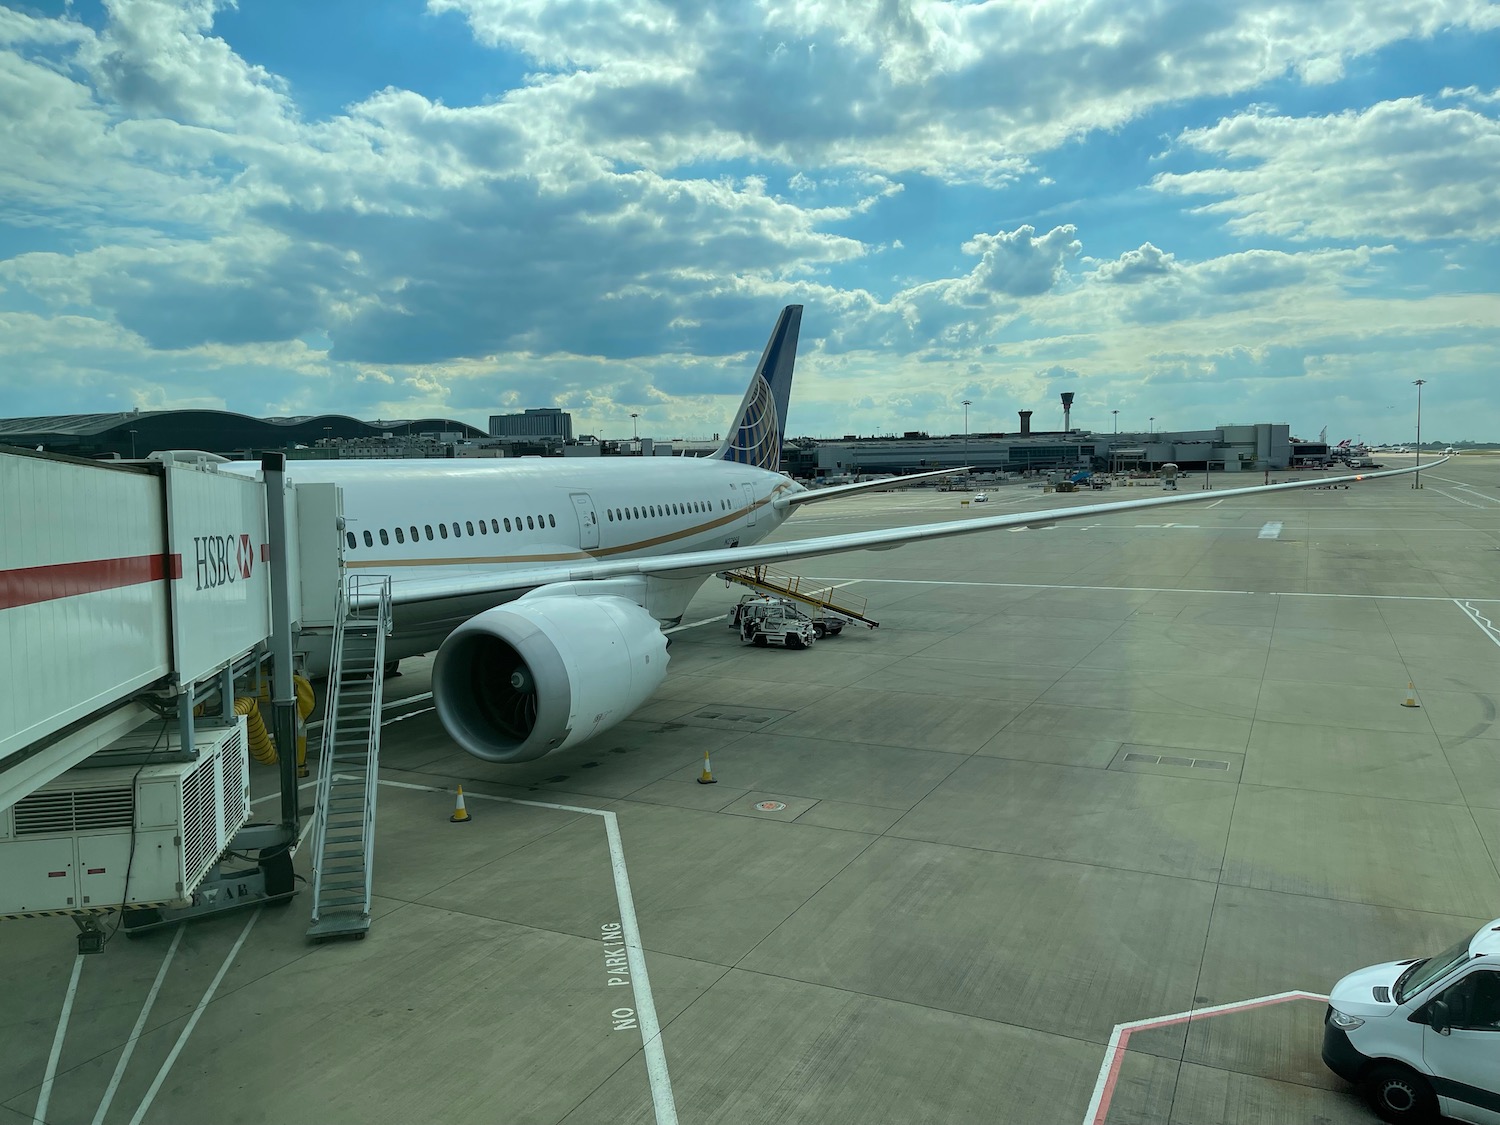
[1322,917,1500,1122]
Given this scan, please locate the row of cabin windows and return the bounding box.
[346,512,557,550]
[605,498,731,523]
[344,496,736,550]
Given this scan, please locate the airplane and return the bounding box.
[228,306,1442,768]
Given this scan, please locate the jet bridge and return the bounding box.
[0,445,381,949]
[1,448,274,796]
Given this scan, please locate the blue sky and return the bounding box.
[2,1,1497,444]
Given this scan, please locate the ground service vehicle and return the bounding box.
[730,595,845,639]
[737,601,817,649]
[1322,917,1500,1122]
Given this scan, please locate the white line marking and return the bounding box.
[1083,990,1327,1125]
[249,777,320,806]
[1429,487,1491,509]
[1455,600,1500,650]
[665,615,725,635]
[1425,475,1500,504]
[1258,521,1283,539]
[377,779,678,1125]
[801,576,1500,603]
[35,954,84,1124]
[1206,498,1225,508]
[91,926,186,1125]
[309,691,434,731]
[127,910,261,1125]
[382,706,435,727]
[603,813,677,1125]
[296,807,318,854]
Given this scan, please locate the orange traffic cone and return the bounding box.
[697,751,717,785]
[1400,682,1420,708]
[450,785,472,822]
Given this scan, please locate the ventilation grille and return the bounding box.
[219,727,247,837]
[1372,986,1391,1004]
[181,757,219,886]
[13,786,135,835]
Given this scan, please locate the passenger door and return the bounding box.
[739,481,758,527]
[570,493,600,550]
[1423,969,1500,1124]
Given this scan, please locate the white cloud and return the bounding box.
[1154,98,1500,242]
[1441,85,1500,104]
[78,0,296,134]
[0,0,1497,443]
[1090,242,1177,284]
[432,0,1500,182]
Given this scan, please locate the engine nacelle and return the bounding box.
[432,595,669,763]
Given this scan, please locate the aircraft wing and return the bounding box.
[368,460,1443,608]
[774,465,973,508]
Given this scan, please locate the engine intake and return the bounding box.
[433,594,669,763]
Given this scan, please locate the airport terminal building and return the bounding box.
[2,410,1294,478]
[790,421,1293,479]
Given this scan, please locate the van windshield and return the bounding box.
[1394,934,1474,1004]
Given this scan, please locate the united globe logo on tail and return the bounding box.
[723,373,780,469]
[713,304,801,471]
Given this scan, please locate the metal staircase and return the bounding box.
[307,574,391,941]
[721,565,880,629]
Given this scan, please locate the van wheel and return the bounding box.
[1364,1064,1437,1123]
[753,634,768,647]
[786,634,804,650]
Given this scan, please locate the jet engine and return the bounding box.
[432,594,670,763]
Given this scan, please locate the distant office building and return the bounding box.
[489,408,573,441]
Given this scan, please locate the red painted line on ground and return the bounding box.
[0,553,182,610]
[1087,991,1328,1125]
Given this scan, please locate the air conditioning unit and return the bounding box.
[0,718,250,915]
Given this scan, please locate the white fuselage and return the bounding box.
[264,455,799,660]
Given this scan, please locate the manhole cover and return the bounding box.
[755,801,787,811]
[679,705,791,732]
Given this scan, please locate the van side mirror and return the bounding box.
[1428,1000,1451,1035]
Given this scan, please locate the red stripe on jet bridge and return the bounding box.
[0,553,182,610]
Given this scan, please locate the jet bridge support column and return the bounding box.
[262,454,301,835]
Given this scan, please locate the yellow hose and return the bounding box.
[234,674,316,767]
[235,696,277,765]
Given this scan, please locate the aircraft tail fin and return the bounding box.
[713,305,802,469]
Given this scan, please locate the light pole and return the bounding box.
[1412,379,1426,489]
[962,399,971,463]
[1111,409,1118,434]
[1149,416,1154,435]
[128,429,138,458]
[630,412,639,452]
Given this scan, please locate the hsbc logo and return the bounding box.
[195,533,254,590]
